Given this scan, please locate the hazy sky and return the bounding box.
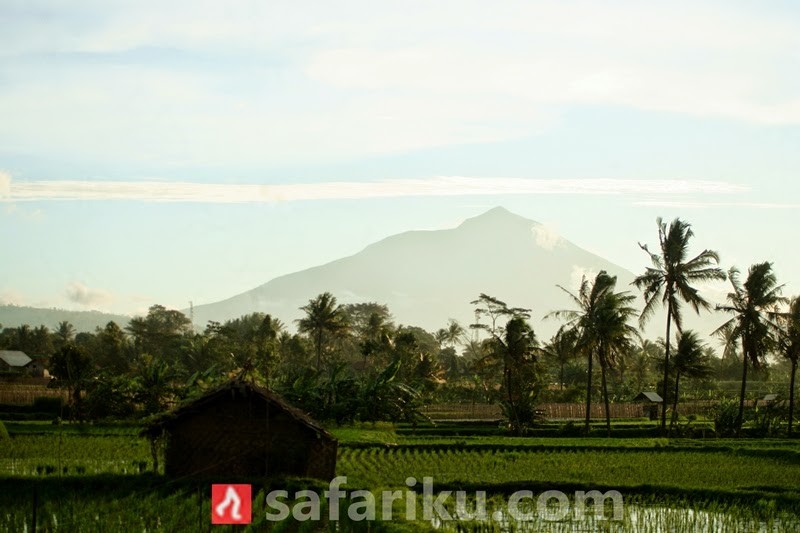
[2,1,799,316]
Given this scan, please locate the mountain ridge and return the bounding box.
[0,305,130,333]
[190,206,694,339]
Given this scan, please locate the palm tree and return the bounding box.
[296,292,349,370]
[634,217,726,434]
[549,271,639,435]
[593,284,640,436]
[436,319,465,348]
[540,328,578,391]
[489,316,539,435]
[778,296,800,435]
[629,339,661,393]
[668,330,713,435]
[55,320,76,344]
[360,312,394,369]
[715,263,785,437]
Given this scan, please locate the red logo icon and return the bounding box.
[211,484,252,524]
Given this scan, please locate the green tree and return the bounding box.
[471,293,531,337]
[30,325,54,355]
[358,311,394,370]
[50,343,93,418]
[549,271,639,435]
[491,316,540,435]
[778,296,800,435]
[436,319,465,348]
[53,321,76,351]
[127,304,192,359]
[629,339,661,394]
[540,328,578,391]
[10,324,32,352]
[95,321,132,374]
[296,292,350,370]
[715,263,785,437]
[471,295,532,428]
[593,281,640,436]
[668,330,713,434]
[132,355,177,414]
[634,217,726,434]
[391,326,441,386]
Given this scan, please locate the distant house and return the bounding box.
[762,393,779,404]
[26,356,50,378]
[0,350,32,374]
[143,379,337,480]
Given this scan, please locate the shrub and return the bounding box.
[713,398,740,437]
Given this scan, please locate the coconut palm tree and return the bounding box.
[296,292,349,370]
[715,263,785,437]
[437,319,465,348]
[54,321,76,350]
[634,217,726,434]
[668,330,713,435]
[778,296,800,435]
[549,271,639,435]
[489,316,539,435]
[359,311,394,370]
[593,284,640,436]
[540,327,578,391]
[629,339,661,393]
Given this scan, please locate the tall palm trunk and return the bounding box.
[669,372,681,437]
[736,346,748,438]
[505,353,520,436]
[789,359,797,436]
[315,330,323,370]
[661,299,673,434]
[560,362,565,391]
[584,350,593,434]
[600,349,611,438]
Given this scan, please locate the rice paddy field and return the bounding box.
[1,422,800,531]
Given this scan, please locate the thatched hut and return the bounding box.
[142,379,337,480]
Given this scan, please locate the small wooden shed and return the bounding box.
[143,379,337,480]
[633,391,663,420]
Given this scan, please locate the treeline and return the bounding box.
[0,217,797,438]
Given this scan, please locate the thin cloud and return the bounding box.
[65,281,113,307]
[0,170,10,197]
[532,224,562,251]
[634,200,798,209]
[5,177,749,204]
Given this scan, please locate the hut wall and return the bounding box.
[163,392,336,480]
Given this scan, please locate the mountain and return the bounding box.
[191,207,726,340]
[0,305,131,333]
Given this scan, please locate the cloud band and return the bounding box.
[3,176,748,204]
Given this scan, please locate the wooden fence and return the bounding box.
[422,401,719,421]
[0,384,68,405]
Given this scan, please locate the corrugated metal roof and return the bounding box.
[0,350,32,368]
[633,391,663,403]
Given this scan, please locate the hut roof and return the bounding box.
[0,350,32,368]
[633,391,663,403]
[762,393,779,402]
[141,378,335,441]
